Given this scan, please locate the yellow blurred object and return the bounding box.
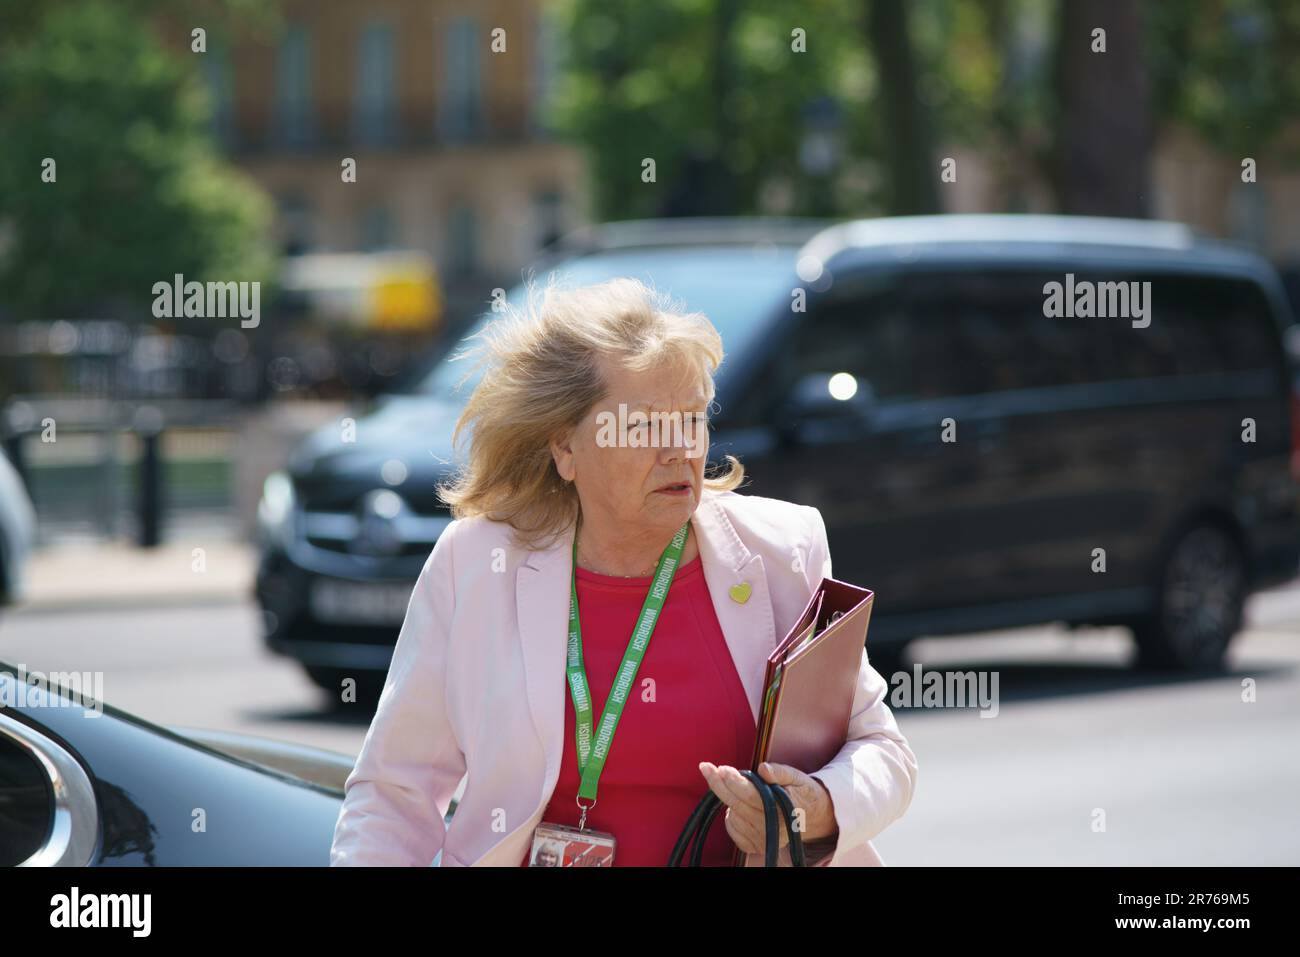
[369,262,443,332]
[281,252,443,333]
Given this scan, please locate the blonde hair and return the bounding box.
[436,274,745,550]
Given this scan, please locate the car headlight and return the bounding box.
[257,471,297,549]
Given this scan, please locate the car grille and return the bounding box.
[301,508,450,557]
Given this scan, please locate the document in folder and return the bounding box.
[738,577,874,866]
[752,590,821,767]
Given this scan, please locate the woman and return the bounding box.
[329,277,917,867]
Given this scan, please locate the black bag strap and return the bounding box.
[668,769,806,866]
[691,795,728,866]
[668,792,717,866]
[768,782,807,867]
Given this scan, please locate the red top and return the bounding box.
[520,553,757,866]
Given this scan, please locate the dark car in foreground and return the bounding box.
[257,214,1300,688]
[1,664,344,866]
[0,447,36,606]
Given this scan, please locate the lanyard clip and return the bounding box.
[575,797,596,832]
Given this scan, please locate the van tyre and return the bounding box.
[1132,522,1246,672]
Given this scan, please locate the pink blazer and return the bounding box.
[330,487,918,866]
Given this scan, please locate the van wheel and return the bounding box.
[1132,523,1246,672]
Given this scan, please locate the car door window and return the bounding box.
[735,267,1284,428]
[0,736,54,866]
[1036,271,1281,382]
[785,269,1066,403]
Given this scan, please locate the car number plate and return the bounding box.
[309,579,412,626]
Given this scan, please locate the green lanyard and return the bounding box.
[567,520,689,826]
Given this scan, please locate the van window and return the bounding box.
[788,270,1070,401]
[781,269,1282,404]
[1115,275,1277,378]
[1025,271,1280,384]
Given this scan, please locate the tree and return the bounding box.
[863,0,940,215]
[1145,0,1300,159]
[0,0,274,318]
[1051,0,1151,216]
[550,0,879,221]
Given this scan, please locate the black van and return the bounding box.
[256,215,1300,690]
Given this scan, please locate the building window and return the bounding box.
[439,17,484,141]
[278,195,314,255]
[530,10,560,136]
[200,41,235,145]
[360,206,394,251]
[445,205,478,275]
[355,21,397,146]
[273,25,314,148]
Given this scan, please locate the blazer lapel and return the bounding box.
[515,529,573,798]
[688,491,778,723]
[513,489,779,805]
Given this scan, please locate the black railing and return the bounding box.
[3,397,241,547]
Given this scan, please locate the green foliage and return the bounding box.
[911,0,1055,150]
[0,0,275,317]
[549,0,1298,221]
[548,0,1065,219]
[549,0,877,219]
[1145,0,1300,159]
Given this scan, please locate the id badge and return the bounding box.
[527,822,617,867]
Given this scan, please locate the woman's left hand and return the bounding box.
[697,761,838,856]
